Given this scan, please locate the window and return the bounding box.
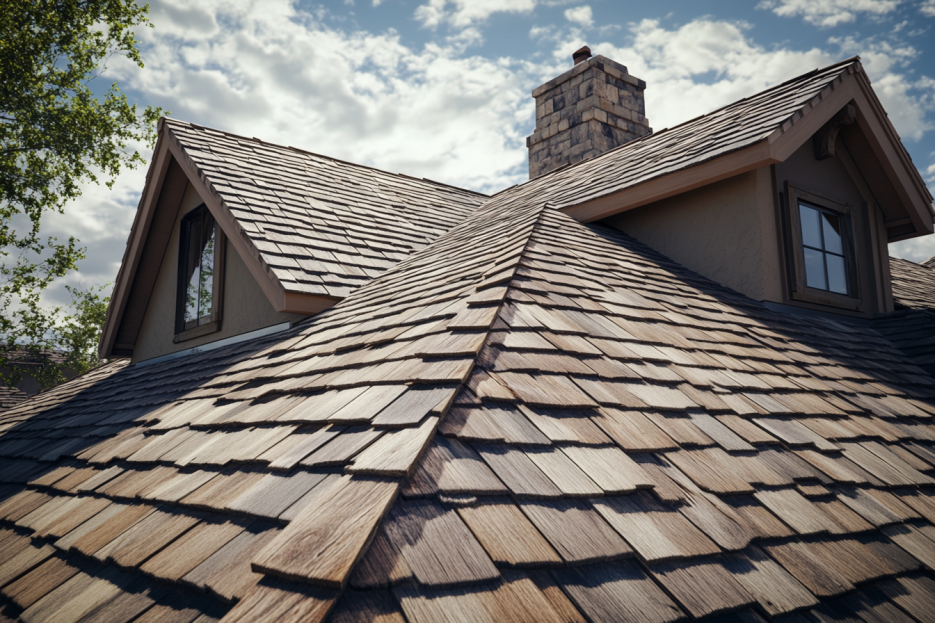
[786,184,860,310]
[799,202,849,295]
[175,205,225,341]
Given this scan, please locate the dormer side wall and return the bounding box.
[604,167,783,302]
[605,138,894,317]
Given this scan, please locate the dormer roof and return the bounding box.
[528,58,932,242]
[99,119,486,358]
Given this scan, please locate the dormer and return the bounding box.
[529,55,933,319]
[99,120,486,363]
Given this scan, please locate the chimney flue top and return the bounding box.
[572,46,591,65]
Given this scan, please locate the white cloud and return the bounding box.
[757,0,902,27]
[46,0,535,305]
[585,19,834,130]
[415,0,537,28]
[923,0,935,16]
[564,6,593,28]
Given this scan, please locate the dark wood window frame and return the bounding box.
[785,183,861,311]
[174,204,226,343]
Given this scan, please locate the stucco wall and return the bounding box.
[606,168,783,302]
[132,182,305,363]
[775,139,892,314]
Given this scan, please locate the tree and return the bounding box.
[0,1,163,389]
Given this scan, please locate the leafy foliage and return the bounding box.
[0,1,163,389]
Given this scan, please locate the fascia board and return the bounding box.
[98,123,173,359]
[560,141,776,223]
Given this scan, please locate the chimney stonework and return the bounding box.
[526,54,652,179]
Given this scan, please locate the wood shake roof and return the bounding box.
[161,119,487,301]
[3,175,935,621]
[5,57,935,622]
[890,257,935,311]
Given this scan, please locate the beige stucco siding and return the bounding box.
[775,139,892,314]
[132,183,305,363]
[606,168,783,302]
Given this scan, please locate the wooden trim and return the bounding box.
[562,141,776,222]
[282,292,339,315]
[174,320,220,344]
[785,183,863,311]
[98,126,173,359]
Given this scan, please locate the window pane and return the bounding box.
[182,210,216,330]
[183,216,204,327]
[799,204,823,249]
[804,247,827,290]
[198,221,215,322]
[821,212,844,254]
[826,253,848,295]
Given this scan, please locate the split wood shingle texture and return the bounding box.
[2,57,935,623]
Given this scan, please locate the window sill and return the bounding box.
[791,287,861,311]
[174,321,220,344]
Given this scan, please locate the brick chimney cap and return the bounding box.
[572,46,592,65]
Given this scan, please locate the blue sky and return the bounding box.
[48,0,935,305]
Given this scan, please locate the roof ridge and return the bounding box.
[237,198,553,598]
[315,203,555,597]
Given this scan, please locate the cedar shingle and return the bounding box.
[252,476,398,587]
[383,499,499,587]
[553,561,683,623]
[520,499,633,564]
[457,500,562,567]
[593,492,720,562]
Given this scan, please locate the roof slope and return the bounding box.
[163,119,487,300]
[874,309,935,378]
[890,256,935,310]
[3,179,935,621]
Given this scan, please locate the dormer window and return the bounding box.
[799,201,850,295]
[786,184,860,311]
[175,205,225,342]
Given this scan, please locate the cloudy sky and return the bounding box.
[46,0,935,305]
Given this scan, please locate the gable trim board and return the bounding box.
[559,59,933,242]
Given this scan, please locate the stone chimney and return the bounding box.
[527,46,652,178]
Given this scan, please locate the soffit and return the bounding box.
[5,179,935,621]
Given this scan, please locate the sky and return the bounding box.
[42,0,935,306]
